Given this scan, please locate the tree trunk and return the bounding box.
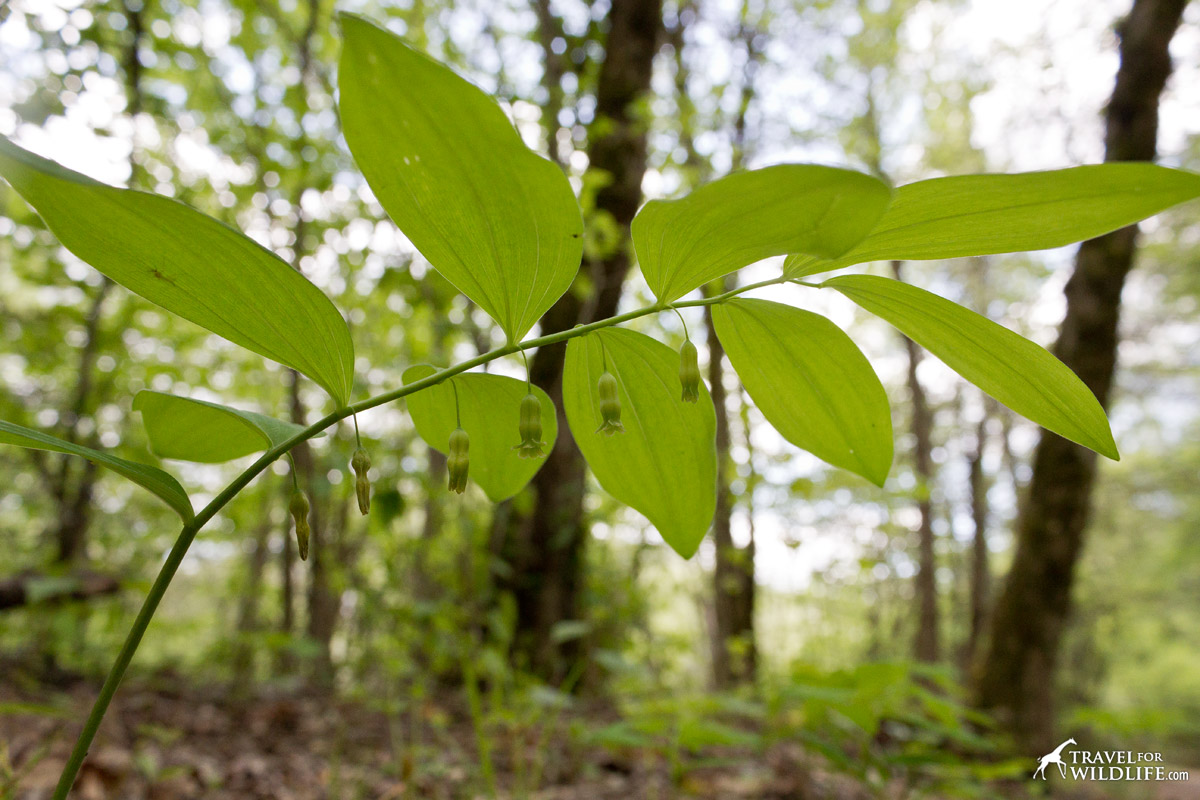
[974,0,1185,752]
[964,414,990,668]
[278,507,297,673]
[707,10,762,690]
[892,261,940,663]
[231,513,273,684]
[493,0,663,682]
[707,285,756,687]
[289,370,337,685]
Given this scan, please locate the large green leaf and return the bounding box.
[712,299,893,486]
[563,329,716,557]
[402,366,557,502]
[633,165,891,304]
[0,420,193,521]
[0,137,355,406]
[339,14,582,343]
[785,164,1200,278]
[825,275,1118,459]
[133,391,309,463]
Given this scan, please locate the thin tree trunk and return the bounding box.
[974,0,1185,752]
[532,0,567,168]
[232,513,273,684]
[964,414,990,668]
[707,282,756,687]
[412,448,446,604]
[278,507,296,673]
[891,261,940,663]
[47,0,143,564]
[290,369,337,685]
[708,7,761,689]
[493,0,663,682]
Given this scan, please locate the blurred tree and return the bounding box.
[707,2,765,689]
[974,0,1189,752]
[493,0,665,682]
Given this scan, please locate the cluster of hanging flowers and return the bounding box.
[290,323,706,558]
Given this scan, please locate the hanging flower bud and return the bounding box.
[447,427,470,494]
[596,371,624,435]
[513,392,546,459]
[289,489,311,561]
[679,340,700,403]
[351,447,371,516]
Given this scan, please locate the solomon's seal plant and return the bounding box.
[351,446,371,515]
[679,339,701,404]
[289,489,311,562]
[596,371,625,435]
[447,427,471,494]
[514,392,547,458]
[0,12,1197,798]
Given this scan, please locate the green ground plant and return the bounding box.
[2,13,1199,799]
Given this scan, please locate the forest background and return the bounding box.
[1,0,1199,797]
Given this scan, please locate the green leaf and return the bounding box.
[563,329,716,557]
[132,391,309,463]
[632,164,892,304]
[402,366,557,502]
[712,299,893,486]
[0,137,355,406]
[825,275,1118,459]
[785,164,1200,278]
[0,420,193,521]
[339,14,583,343]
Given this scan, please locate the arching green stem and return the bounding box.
[50,273,789,799]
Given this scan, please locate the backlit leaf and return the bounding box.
[339,14,583,343]
[0,137,355,405]
[403,366,557,502]
[0,420,193,521]
[825,275,1118,459]
[133,391,309,463]
[633,164,891,303]
[563,329,716,557]
[785,164,1200,278]
[713,299,893,486]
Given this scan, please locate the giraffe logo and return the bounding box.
[1033,738,1077,779]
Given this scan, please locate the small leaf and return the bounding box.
[713,299,893,486]
[0,137,355,405]
[633,164,891,303]
[403,366,558,502]
[339,14,583,343]
[133,391,309,463]
[0,420,193,521]
[563,329,716,557]
[825,275,1118,459]
[785,164,1200,278]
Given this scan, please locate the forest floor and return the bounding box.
[3,674,1198,800]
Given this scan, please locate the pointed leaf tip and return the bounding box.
[714,299,894,486]
[0,420,193,521]
[0,137,355,405]
[339,17,583,343]
[826,275,1119,460]
[563,329,717,557]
